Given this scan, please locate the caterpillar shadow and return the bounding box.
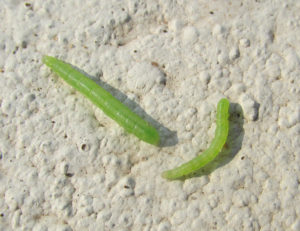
[73,66,177,147]
[177,102,244,180]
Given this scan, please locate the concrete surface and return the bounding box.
[0,0,299,230]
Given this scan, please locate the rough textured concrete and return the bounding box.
[0,0,299,230]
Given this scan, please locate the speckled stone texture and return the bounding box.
[0,0,299,230]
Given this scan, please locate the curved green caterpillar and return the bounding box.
[162,98,230,180]
[42,55,160,146]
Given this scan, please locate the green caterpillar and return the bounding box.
[42,55,160,146]
[162,98,230,180]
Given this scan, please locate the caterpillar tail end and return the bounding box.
[161,170,179,180]
[150,134,160,146]
[42,55,56,67]
[161,171,171,180]
[143,127,160,146]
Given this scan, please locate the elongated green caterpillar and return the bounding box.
[42,55,160,146]
[162,98,230,180]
